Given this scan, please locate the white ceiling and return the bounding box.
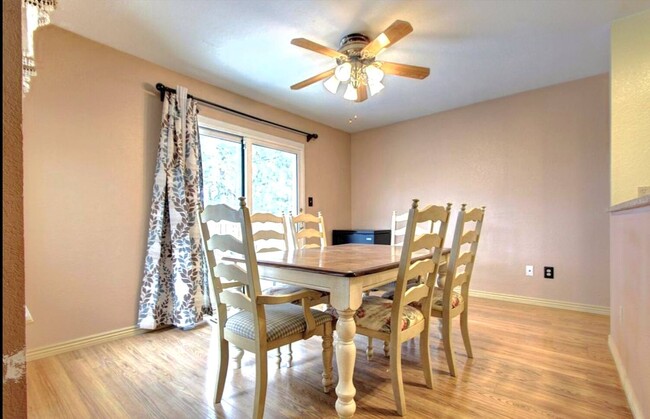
[51,0,650,133]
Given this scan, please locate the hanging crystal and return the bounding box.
[22,0,57,95]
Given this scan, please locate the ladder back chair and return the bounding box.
[251,211,327,367]
[250,212,288,254]
[432,204,485,377]
[390,209,434,246]
[200,198,335,419]
[332,199,451,416]
[290,211,327,249]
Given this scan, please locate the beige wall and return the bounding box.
[611,10,650,205]
[351,75,610,307]
[610,10,650,419]
[610,206,650,418]
[23,26,351,349]
[2,0,27,415]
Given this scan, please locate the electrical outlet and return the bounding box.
[25,306,34,324]
[525,265,534,276]
[544,266,554,279]
[308,197,313,207]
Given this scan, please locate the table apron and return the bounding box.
[258,265,399,311]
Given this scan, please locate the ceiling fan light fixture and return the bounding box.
[323,76,341,94]
[343,83,358,101]
[365,65,384,83]
[368,81,384,96]
[334,62,352,82]
[290,20,429,103]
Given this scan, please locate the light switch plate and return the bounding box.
[525,265,534,276]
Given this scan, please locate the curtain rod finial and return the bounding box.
[307,133,318,142]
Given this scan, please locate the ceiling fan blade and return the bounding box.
[290,68,336,90]
[356,84,368,102]
[380,62,430,79]
[291,38,346,60]
[362,20,413,58]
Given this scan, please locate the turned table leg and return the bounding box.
[335,308,357,418]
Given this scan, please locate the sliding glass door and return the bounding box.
[199,121,304,216]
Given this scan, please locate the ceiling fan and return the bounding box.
[290,20,430,103]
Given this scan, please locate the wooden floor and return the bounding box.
[27,298,631,418]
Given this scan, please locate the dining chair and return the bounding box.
[331,199,451,416]
[390,209,434,246]
[251,210,328,368]
[199,198,335,419]
[431,204,486,377]
[364,209,436,312]
[250,211,288,254]
[290,211,327,249]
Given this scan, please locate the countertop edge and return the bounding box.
[609,195,650,213]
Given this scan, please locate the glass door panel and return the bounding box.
[199,128,243,208]
[251,144,298,215]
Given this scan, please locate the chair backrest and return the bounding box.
[251,212,288,253]
[391,210,434,246]
[199,198,265,340]
[441,204,486,306]
[391,200,452,318]
[290,211,327,249]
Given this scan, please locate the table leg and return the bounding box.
[335,308,357,418]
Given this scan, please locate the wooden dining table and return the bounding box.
[251,243,449,418]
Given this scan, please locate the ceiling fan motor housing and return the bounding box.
[338,33,370,56]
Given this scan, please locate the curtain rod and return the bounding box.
[155,83,318,142]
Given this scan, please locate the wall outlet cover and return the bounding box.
[544,266,554,279]
[525,265,534,276]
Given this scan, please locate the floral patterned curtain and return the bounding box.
[138,86,211,330]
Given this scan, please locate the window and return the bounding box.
[198,117,305,216]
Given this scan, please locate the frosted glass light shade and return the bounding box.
[323,76,340,94]
[343,83,358,101]
[365,65,384,83]
[368,81,384,96]
[335,63,352,82]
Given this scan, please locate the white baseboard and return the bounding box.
[26,325,149,362]
[609,335,645,419]
[469,289,610,315]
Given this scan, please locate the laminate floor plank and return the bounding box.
[27,298,631,418]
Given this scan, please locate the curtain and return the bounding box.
[138,86,211,330]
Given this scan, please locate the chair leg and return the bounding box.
[253,350,268,419]
[287,343,293,368]
[366,337,374,360]
[389,339,406,416]
[212,333,229,404]
[420,328,433,389]
[232,345,244,370]
[321,322,334,392]
[442,314,456,377]
[276,347,282,369]
[383,340,390,357]
[460,308,473,358]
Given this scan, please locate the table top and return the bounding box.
[251,243,448,278]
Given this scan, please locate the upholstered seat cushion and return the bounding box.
[381,286,463,310]
[431,288,463,310]
[225,304,332,342]
[327,296,424,334]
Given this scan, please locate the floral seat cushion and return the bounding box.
[327,296,424,334]
[382,286,463,310]
[225,303,332,342]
